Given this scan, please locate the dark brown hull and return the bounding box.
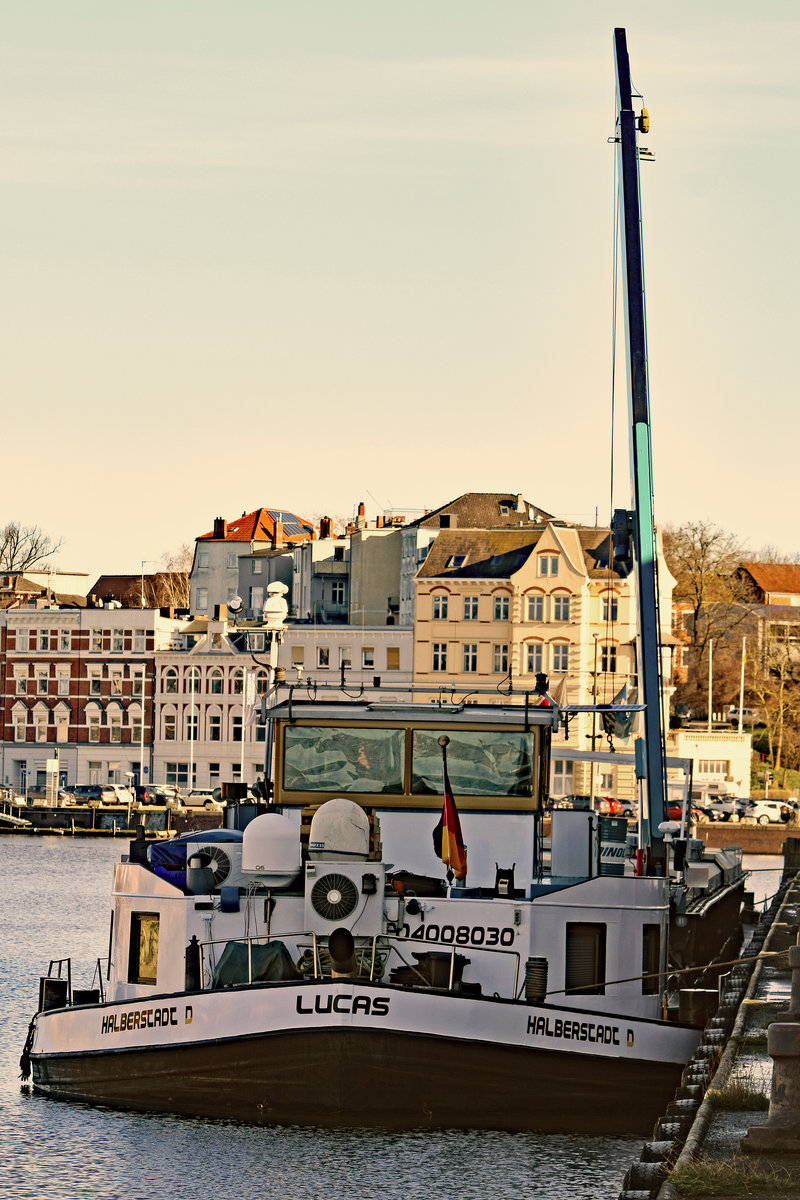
[33,1026,682,1134]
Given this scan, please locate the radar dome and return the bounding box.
[309,798,370,861]
[242,812,302,887]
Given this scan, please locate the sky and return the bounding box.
[3,1,798,582]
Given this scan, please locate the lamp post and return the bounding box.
[188,670,196,791]
[138,665,147,788]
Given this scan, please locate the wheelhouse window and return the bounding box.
[282,726,405,794]
[128,912,160,985]
[565,923,606,995]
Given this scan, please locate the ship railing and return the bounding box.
[367,933,522,997]
[197,931,320,989]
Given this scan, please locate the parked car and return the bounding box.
[746,799,791,825]
[727,707,761,726]
[70,784,118,805]
[182,789,223,809]
[135,785,169,805]
[107,784,135,804]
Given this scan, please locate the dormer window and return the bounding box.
[446,554,466,569]
[539,555,559,578]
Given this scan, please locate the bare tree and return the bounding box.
[0,522,62,573]
[144,545,193,609]
[663,520,753,711]
[747,616,800,770]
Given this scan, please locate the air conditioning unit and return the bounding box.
[304,862,386,937]
[188,843,250,890]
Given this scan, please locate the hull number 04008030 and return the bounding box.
[397,924,516,947]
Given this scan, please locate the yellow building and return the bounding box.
[413,522,676,801]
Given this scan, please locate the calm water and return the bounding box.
[0,839,778,1200]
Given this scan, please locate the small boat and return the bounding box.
[20,30,745,1135]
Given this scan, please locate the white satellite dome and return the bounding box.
[242,812,302,887]
[308,798,370,861]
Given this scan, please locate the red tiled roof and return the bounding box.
[739,562,800,597]
[197,507,315,542]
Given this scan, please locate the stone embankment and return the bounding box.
[618,839,800,1200]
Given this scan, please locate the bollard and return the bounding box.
[742,944,800,1152]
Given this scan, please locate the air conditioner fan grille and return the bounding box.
[311,872,359,922]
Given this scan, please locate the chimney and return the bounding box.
[377,515,384,529]
[358,501,365,517]
[273,519,284,547]
[516,494,525,513]
[320,516,332,539]
[213,517,227,539]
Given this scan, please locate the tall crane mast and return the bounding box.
[612,28,668,870]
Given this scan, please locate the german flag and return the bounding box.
[432,749,467,882]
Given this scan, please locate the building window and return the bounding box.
[209,669,223,694]
[552,759,573,795]
[249,586,264,612]
[232,715,243,743]
[252,559,263,575]
[642,925,661,995]
[196,587,208,612]
[166,762,194,787]
[527,595,544,621]
[35,712,48,742]
[113,629,124,652]
[318,647,330,669]
[56,713,69,743]
[91,630,103,652]
[110,714,122,743]
[164,714,176,741]
[340,647,352,670]
[331,580,346,605]
[197,551,209,569]
[89,670,102,696]
[164,669,178,694]
[602,597,619,622]
[291,646,304,666]
[110,671,123,695]
[463,596,478,621]
[208,715,221,742]
[209,762,220,783]
[446,554,466,569]
[599,772,613,791]
[59,630,71,652]
[57,672,69,696]
[552,643,569,672]
[494,596,509,621]
[38,630,50,651]
[539,555,559,578]
[493,644,508,673]
[432,643,447,672]
[463,644,478,673]
[334,545,345,561]
[362,647,375,670]
[601,645,617,673]
[37,672,49,695]
[553,595,571,621]
[431,594,448,620]
[256,725,266,742]
[565,923,606,995]
[256,670,268,695]
[186,712,198,741]
[386,647,400,671]
[188,669,201,695]
[227,553,237,570]
[88,713,101,743]
[130,708,143,742]
[526,643,543,674]
[231,670,244,695]
[15,716,27,742]
[16,674,27,695]
[133,630,145,653]
[698,759,730,776]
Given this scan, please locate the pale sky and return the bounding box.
[3,1,798,582]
